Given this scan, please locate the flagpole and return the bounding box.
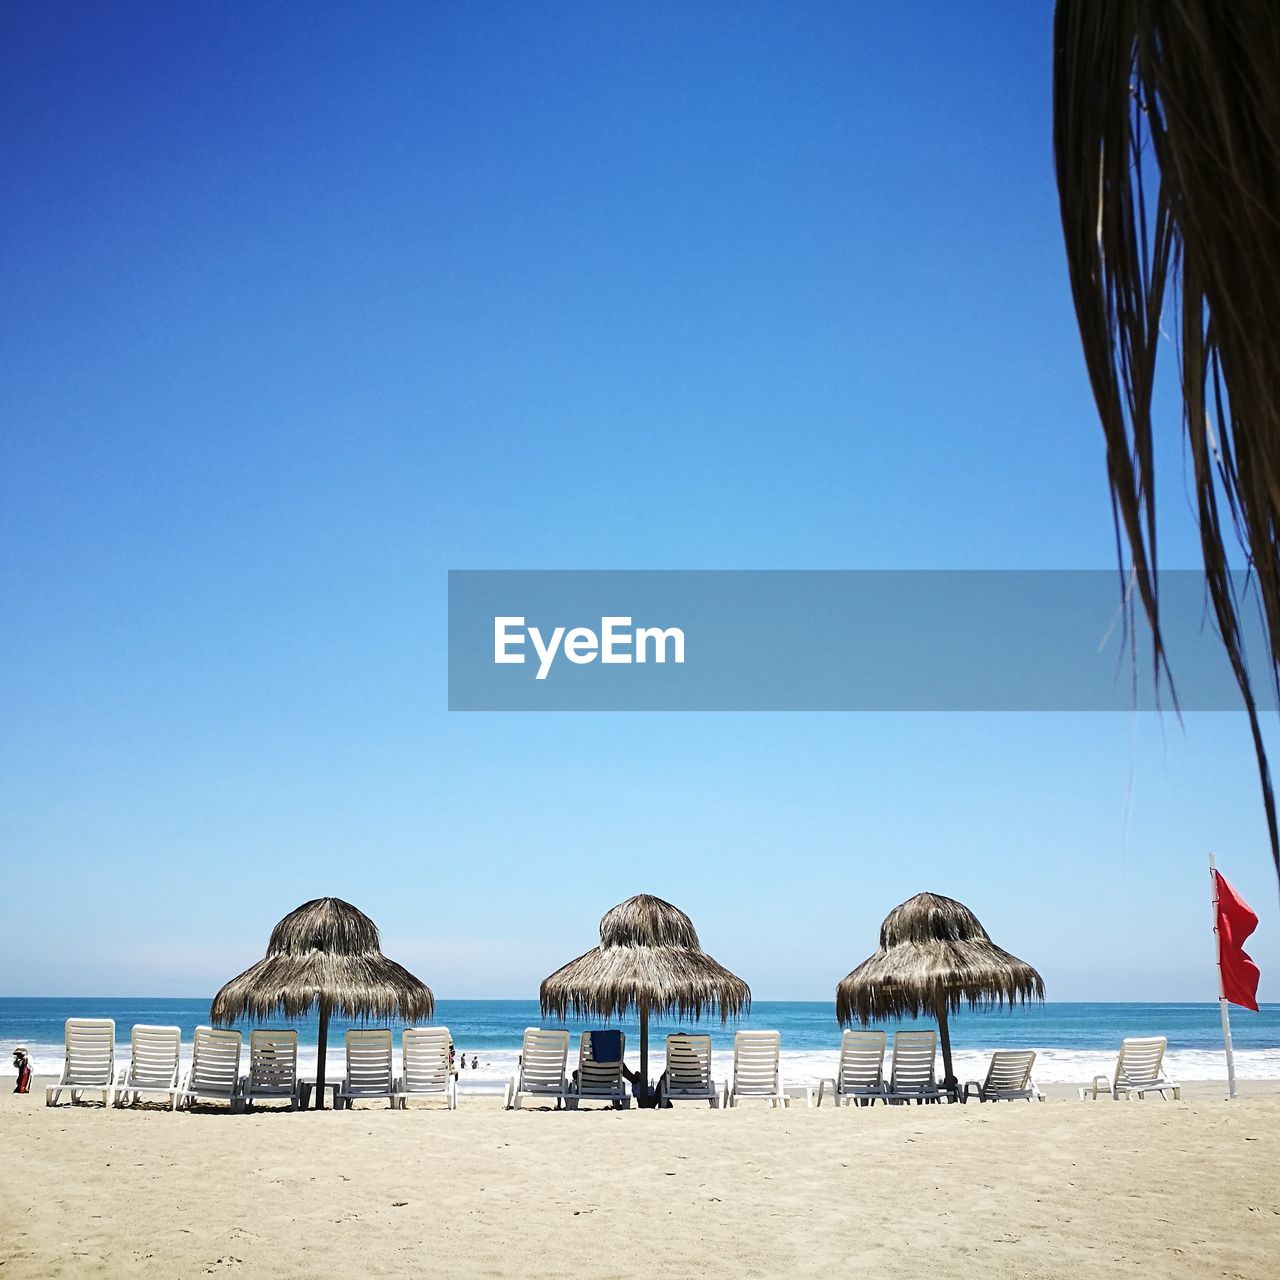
[1209,853,1239,1100]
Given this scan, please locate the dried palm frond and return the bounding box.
[1054,0,1280,875]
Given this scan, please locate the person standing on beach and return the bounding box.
[12,1048,31,1094]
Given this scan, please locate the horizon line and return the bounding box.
[2,995,1272,1008]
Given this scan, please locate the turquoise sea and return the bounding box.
[5,998,1279,1088]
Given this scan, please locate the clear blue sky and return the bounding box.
[2,1,1276,1002]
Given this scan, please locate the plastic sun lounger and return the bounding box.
[240,1030,301,1110]
[962,1049,1043,1103]
[503,1028,570,1110]
[566,1030,630,1109]
[394,1027,457,1109]
[175,1026,244,1112]
[1079,1036,1181,1101]
[46,1018,117,1107]
[337,1029,397,1109]
[884,1031,942,1104]
[658,1034,718,1107]
[724,1030,787,1108]
[115,1024,182,1109]
[814,1029,887,1107]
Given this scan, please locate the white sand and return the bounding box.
[3,1080,1279,1278]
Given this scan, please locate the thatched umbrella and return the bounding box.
[540,894,750,1106]
[836,892,1044,1095]
[211,897,434,1109]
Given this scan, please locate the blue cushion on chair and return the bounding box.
[588,1031,623,1063]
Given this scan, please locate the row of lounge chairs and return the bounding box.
[507,1028,1043,1108]
[45,1020,456,1111]
[495,1027,1176,1108]
[42,1019,1182,1111]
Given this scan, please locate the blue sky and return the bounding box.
[2,1,1276,1003]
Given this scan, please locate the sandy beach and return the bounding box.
[3,1081,1278,1279]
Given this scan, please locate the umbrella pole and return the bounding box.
[936,1004,957,1099]
[315,998,330,1110]
[639,1003,650,1107]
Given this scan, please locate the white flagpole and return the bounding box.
[1209,853,1239,1100]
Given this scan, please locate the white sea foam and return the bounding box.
[7,1039,1280,1086]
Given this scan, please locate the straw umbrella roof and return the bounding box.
[836,892,1043,1025]
[540,894,749,1023]
[211,897,434,1024]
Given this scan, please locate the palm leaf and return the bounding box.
[1054,0,1280,876]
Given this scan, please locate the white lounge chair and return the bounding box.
[395,1027,457,1109]
[885,1030,941,1104]
[503,1028,570,1110]
[240,1030,301,1110]
[566,1030,630,1109]
[815,1029,887,1107]
[1079,1036,1181,1101]
[657,1033,718,1107]
[337,1029,396,1109]
[46,1018,117,1107]
[724,1030,787,1108]
[175,1026,243,1111]
[115,1024,182,1109]
[963,1049,1043,1102]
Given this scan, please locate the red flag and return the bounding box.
[1214,871,1261,1011]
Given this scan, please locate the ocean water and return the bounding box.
[5,998,1279,1091]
